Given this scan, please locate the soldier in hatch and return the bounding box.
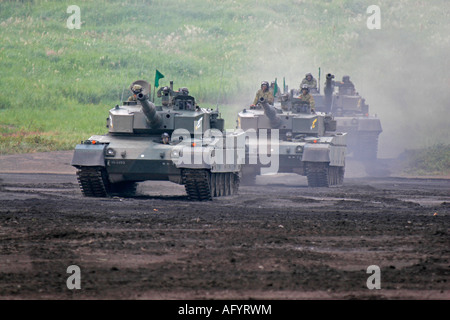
[161,132,170,144]
[252,81,274,106]
[157,86,172,106]
[298,84,316,113]
[337,75,356,95]
[128,84,143,102]
[300,73,318,91]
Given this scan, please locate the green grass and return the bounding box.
[400,144,450,176]
[1,0,449,164]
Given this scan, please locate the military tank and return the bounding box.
[237,95,347,187]
[71,80,243,201]
[311,74,382,160]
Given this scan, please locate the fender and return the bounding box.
[71,143,106,167]
[301,143,330,162]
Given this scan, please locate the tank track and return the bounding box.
[76,167,108,197]
[305,162,344,187]
[182,169,239,201]
[76,167,137,197]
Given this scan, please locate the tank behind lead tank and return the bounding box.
[71,80,243,200]
[237,96,347,187]
[312,74,382,160]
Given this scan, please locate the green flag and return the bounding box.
[154,69,165,88]
[273,78,278,97]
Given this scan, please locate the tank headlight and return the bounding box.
[295,145,303,153]
[105,148,116,157]
[286,131,293,138]
[171,149,183,158]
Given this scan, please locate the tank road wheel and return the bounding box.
[304,162,344,188]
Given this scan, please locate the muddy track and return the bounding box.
[0,152,449,300]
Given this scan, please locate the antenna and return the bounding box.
[318,67,321,94]
[120,84,126,102]
[215,60,225,111]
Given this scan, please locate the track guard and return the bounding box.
[71,144,106,167]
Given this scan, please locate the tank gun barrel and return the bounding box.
[259,97,282,128]
[137,93,163,129]
[324,73,335,113]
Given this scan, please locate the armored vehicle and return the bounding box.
[71,80,243,201]
[310,74,382,160]
[237,96,347,187]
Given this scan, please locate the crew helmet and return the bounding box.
[131,84,143,94]
[261,81,269,90]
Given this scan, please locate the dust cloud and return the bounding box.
[233,2,450,159]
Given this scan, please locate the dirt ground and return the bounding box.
[0,151,448,300]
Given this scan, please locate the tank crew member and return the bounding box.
[128,84,143,102]
[252,81,274,106]
[157,86,172,106]
[161,132,170,144]
[337,75,355,95]
[300,73,318,91]
[299,84,316,113]
[179,87,190,95]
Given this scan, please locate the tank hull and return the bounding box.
[72,133,242,200]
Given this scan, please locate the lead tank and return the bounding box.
[311,74,382,160]
[71,80,243,200]
[237,96,347,187]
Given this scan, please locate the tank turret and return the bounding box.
[310,73,382,160]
